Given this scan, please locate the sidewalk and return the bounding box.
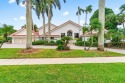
[0,57,125,65]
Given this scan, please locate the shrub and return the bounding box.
[57,44,64,51]
[48,41,56,45]
[32,40,48,45]
[75,41,84,46]
[56,40,64,45]
[57,36,71,51]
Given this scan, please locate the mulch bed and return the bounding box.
[19,48,40,54]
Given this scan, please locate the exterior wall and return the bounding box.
[51,24,81,39]
[39,24,56,35]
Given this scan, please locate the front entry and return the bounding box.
[67,30,72,37]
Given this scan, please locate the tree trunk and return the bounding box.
[98,0,105,51]
[26,0,32,49]
[85,13,88,26]
[48,4,51,42]
[123,22,125,28]
[42,13,46,40]
[84,36,86,50]
[78,14,80,25]
[32,18,35,42]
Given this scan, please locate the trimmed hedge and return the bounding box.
[105,42,125,48]
[32,40,57,46]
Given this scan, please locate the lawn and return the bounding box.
[0,63,125,83]
[0,48,125,59]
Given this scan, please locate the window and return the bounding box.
[61,33,65,37]
[74,33,79,38]
[51,37,54,39]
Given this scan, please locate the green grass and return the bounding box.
[0,63,125,83]
[0,48,125,59]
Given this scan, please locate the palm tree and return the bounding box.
[76,6,82,25]
[82,26,89,50]
[119,4,125,28]
[80,5,92,26]
[46,0,66,42]
[98,0,105,51]
[16,0,32,49]
[34,0,47,40]
[118,14,125,28]
[119,4,125,14]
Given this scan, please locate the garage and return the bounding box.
[13,37,26,44]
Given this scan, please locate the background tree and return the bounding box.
[105,14,119,30]
[88,18,101,50]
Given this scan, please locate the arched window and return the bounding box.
[67,30,72,37]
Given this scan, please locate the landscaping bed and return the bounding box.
[0,48,125,59]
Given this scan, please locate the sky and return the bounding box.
[0,0,125,30]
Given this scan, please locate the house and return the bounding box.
[10,20,92,44]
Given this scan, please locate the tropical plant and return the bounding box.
[82,26,89,50]
[88,18,101,50]
[98,0,105,51]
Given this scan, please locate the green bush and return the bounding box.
[75,41,84,46]
[57,36,71,51]
[32,40,48,45]
[56,40,64,45]
[48,41,56,45]
[57,44,64,51]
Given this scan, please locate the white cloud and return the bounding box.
[19,16,26,20]
[62,11,69,16]
[19,2,26,7]
[8,0,16,3]
[80,20,84,25]
[13,18,18,21]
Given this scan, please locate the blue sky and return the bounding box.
[0,0,125,30]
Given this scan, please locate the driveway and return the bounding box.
[1,43,125,54]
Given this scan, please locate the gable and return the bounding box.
[10,28,39,37]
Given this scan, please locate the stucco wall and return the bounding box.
[39,24,56,35]
[51,23,81,39]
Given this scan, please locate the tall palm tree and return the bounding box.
[119,4,125,28]
[80,5,92,26]
[46,0,66,42]
[34,0,47,40]
[98,0,105,51]
[76,6,81,25]
[16,0,32,49]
